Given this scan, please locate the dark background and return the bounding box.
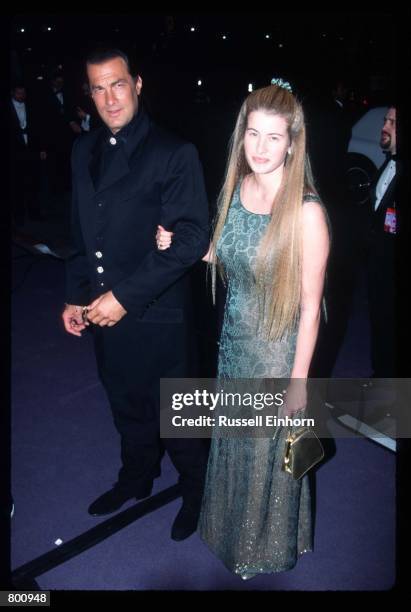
[10,10,400,202]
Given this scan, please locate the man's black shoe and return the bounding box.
[88,481,153,516]
[171,501,201,541]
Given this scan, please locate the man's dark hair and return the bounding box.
[86,48,134,77]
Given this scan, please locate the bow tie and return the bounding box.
[386,152,397,162]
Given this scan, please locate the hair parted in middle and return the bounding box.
[210,82,323,341]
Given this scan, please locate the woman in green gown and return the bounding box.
[156,78,330,579]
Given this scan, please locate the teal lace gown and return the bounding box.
[198,183,316,579]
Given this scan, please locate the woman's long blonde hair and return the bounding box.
[210,83,319,341]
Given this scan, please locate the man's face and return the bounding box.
[53,77,64,92]
[88,57,142,134]
[12,87,26,103]
[334,82,347,102]
[380,107,396,155]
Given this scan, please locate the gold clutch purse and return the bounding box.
[282,427,324,480]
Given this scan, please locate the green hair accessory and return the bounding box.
[270,77,292,93]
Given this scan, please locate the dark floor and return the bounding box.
[10,206,396,590]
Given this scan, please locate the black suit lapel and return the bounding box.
[370,156,390,209]
[377,172,397,213]
[89,139,131,194]
[96,146,130,193]
[11,101,26,147]
[88,132,104,192]
[88,108,150,193]
[125,110,151,167]
[11,102,20,132]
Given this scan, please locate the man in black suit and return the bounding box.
[305,78,353,377]
[39,71,81,196]
[10,84,45,227]
[62,49,209,541]
[306,78,352,209]
[366,105,398,377]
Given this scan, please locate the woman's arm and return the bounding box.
[290,202,330,379]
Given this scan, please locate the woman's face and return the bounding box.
[244,110,291,175]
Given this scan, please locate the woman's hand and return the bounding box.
[202,244,213,263]
[155,225,213,263]
[280,379,307,418]
[156,225,174,250]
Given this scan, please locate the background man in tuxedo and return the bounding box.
[39,71,81,199]
[10,84,45,227]
[305,77,353,377]
[366,105,398,377]
[62,48,209,541]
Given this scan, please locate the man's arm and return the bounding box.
[110,142,209,317]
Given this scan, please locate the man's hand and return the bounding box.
[86,291,127,327]
[62,304,88,337]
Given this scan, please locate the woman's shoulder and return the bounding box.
[302,192,322,204]
[302,192,328,221]
[301,194,331,236]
